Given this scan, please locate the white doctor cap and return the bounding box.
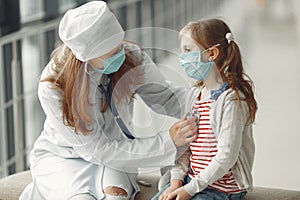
[58,1,125,62]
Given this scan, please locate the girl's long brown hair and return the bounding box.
[42,41,144,135]
[180,18,257,124]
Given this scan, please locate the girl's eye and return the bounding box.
[185,48,191,53]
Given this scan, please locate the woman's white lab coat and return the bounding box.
[20,43,188,200]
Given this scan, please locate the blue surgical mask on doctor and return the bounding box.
[92,45,125,74]
[179,48,214,81]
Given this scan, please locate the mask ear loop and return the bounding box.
[209,43,221,50]
[201,43,220,54]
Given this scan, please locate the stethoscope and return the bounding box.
[84,62,135,139]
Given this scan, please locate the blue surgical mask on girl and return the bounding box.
[179,48,215,81]
[92,45,125,74]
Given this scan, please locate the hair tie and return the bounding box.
[225,32,234,44]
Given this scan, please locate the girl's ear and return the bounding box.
[209,46,220,61]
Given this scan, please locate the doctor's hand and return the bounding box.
[169,115,197,147]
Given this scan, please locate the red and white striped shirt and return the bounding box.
[188,98,242,194]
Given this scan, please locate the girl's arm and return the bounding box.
[157,147,191,200]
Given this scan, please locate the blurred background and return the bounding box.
[0,0,299,191]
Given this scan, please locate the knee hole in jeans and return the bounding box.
[103,186,128,197]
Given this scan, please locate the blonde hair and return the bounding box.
[180,18,257,124]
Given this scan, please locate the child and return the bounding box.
[152,18,257,200]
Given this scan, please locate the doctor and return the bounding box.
[20,1,197,200]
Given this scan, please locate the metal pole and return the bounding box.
[11,40,24,172]
[0,46,8,178]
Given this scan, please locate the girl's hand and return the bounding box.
[169,115,198,147]
[167,186,192,200]
[159,180,182,200]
